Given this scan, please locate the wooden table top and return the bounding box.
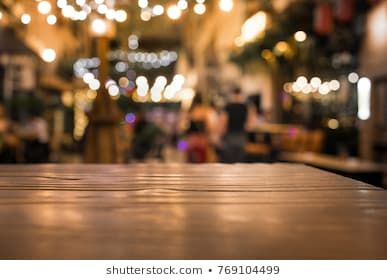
[0,164,386,260]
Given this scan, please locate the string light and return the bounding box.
[329,80,340,91]
[294,31,307,42]
[82,73,95,84]
[167,5,182,20]
[177,0,188,10]
[97,4,108,14]
[114,9,127,22]
[76,0,86,6]
[106,9,116,20]
[318,82,330,95]
[219,0,233,12]
[193,3,206,15]
[152,5,164,16]
[38,1,52,15]
[57,0,67,9]
[89,79,101,90]
[348,72,359,83]
[21,14,32,25]
[138,0,148,8]
[285,76,344,96]
[140,9,152,21]
[41,48,57,63]
[46,14,57,25]
[108,85,120,97]
[90,18,107,36]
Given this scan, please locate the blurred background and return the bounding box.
[0,0,386,186]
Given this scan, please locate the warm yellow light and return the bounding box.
[41,48,56,63]
[167,5,182,20]
[140,9,152,21]
[318,82,330,95]
[46,14,57,25]
[136,76,148,86]
[97,4,108,14]
[138,0,149,9]
[163,85,176,100]
[76,0,86,5]
[329,80,340,91]
[106,9,116,20]
[261,49,274,61]
[301,84,312,94]
[328,119,339,129]
[119,77,130,88]
[151,91,162,103]
[241,11,267,43]
[155,76,168,87]
[274,41,289,55]
[177,0,188,10]
[61,91,74,107]
[348,72,359,83]
[294,31,307,42]
[173,74,185,86]
[152,5,164,16]
[38,1,51,15]
[86,90,97,100]
[296,76,308,88]
[194,3,206,15]
[21,14,31,25]
[115,9,127,22]
[82,73,95,84]
[219,0,233,12]
[292,82,301,92]
[89,79,101,90]
[57,0,67,8]
[310,77,321,88]
[179,88,195,110]
[108,85,120,97]
[91,18,107,36]
[78,11,87,21]
[62,5,76,18]
[137,84,149,97]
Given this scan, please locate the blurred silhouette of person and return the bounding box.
[184,93,218,163]
[131,110,165,161]
[19,109,50,163]
[0,103,20,163]
[220,87,254,163]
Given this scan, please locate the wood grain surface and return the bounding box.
[0,164,386,259]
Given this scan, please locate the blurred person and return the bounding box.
[0,103,20,163]
[184,94,218,163]
[131,110,165,161]
[220,87,255,163]
[18,109,50,163]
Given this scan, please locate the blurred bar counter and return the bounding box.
[0,164,387,259]
[280,152,386,188]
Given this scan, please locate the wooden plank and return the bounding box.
[0,164,386,259]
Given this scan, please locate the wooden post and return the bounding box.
[84,37,121,163]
